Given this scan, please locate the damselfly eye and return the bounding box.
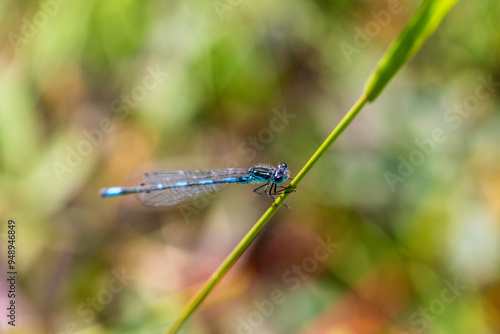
[278,163,288,171]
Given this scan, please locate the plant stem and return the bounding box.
[289,95,367,187]
[165,1,458,331]
[165,94,367,334]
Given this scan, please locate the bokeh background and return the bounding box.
[1,0,499,333]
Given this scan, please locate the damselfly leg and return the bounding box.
[252,182,294,208]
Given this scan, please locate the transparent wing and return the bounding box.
[138,168,250,207]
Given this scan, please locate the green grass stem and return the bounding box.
[166,95,367,334]
[165,0,457,332]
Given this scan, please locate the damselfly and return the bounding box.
[100,163,293,207]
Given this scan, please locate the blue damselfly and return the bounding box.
[100,163,293,207]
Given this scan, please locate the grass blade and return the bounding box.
[363,0,458,101]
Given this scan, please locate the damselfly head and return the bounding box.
[274,163,289,183]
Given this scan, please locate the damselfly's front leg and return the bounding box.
[253,182,270,196]
[253,182,293,209]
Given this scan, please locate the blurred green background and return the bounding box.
[1,0,499,333]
